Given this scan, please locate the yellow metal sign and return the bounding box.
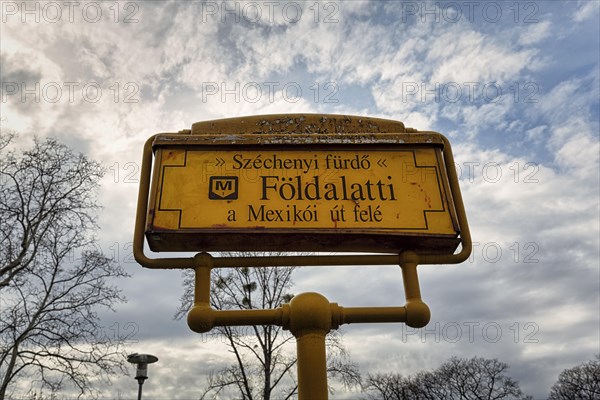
[146,139,460,253]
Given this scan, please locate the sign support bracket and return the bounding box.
[186,251,431,400]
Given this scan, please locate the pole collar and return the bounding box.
[287,292,332,337]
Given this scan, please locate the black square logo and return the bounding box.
[209,176,238,200]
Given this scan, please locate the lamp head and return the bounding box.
[127,353,158,381]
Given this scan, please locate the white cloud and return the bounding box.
[533,75,599,174]
[517,20,552,46]
[554,125,600,172]
[457,101,513,138]
[572,1,600,22]
[525,125,547,143]
[428,29,538,84]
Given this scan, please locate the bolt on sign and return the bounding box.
[145,115,462,253]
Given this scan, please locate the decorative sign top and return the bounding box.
[189,114,408,135]
[144,114,462,254]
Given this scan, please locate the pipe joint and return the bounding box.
[287,292,332,337]
[404,300,431,328]
[193,252,214,269]
[399,250,420,267]
[187,305,215,333]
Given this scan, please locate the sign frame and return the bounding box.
[133,114,472,269]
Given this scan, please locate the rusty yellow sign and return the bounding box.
[146,134,460,253]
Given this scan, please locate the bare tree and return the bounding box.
[175,253,361,399]
[0,136,128,399]
[440,357,531,400]
[363,357,531,400]
[548,356,600,400]
[364,369,452,400]
[363,372,416,400]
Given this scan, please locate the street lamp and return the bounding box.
[127,353,158,400]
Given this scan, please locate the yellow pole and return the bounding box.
[187,254,214,333]
[400,251,430,328]
[296,333,328,399]
[285,292,332,400]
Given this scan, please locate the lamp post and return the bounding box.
[127,353,158,400]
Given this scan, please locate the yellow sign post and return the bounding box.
[133,114,472,400]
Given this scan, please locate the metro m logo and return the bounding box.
[209,176,238,200]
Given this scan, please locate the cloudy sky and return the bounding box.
[1,0,599,398]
